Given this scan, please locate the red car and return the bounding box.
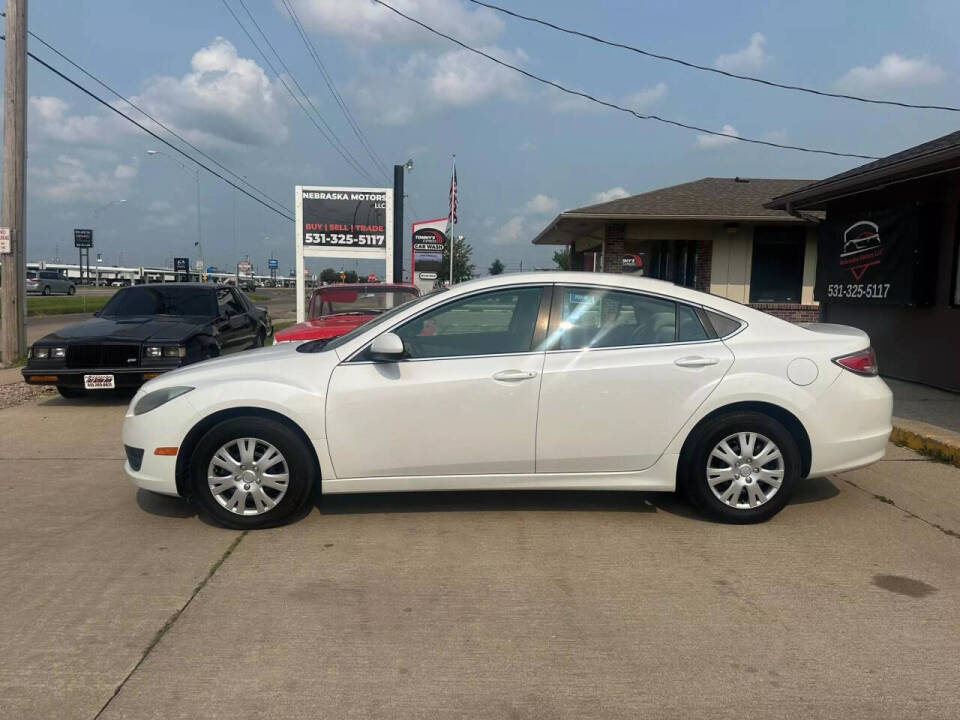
[275,283,421,343]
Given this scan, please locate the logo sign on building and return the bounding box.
[816,205,934,306]
[0,227,10,254]
[621,252,645,274]
[74,229,93,249]
[294,185,394,321]
[173,257,189,272]
[268,258,279,270]
[410,218,447,293]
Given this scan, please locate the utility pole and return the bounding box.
[392,164,404,283]
[0,0,27,365]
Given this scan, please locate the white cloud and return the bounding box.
[290,0,504,45]
[350,46,527,124]
[492,215,526,246]
[695,124,740,149]
[590,187,630,204]
[523,194,558,214]
[29,96,107,144]
[715,33,771,73]
[836,54,945,92]
[130,38,288,148]
[551,82,667,114]
[29,39,288,150]
[31,155,139,203]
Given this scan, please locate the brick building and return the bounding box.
[531,177,820,322]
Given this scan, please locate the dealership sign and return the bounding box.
[295,185,394,321]
[173,257,189,272]
[74,229,93,249]
[268,258,279,270]
[816,205,933,305]
[410,217,447,293]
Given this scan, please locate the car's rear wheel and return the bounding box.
[42,285,51,296]
[67,285,76,295]
[682,411,800,524]
[191,416,316,529]
[57,385,86,399]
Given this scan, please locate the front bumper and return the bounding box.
[122,394,190,497]
[22,365,180,389]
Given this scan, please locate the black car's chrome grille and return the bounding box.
[66,344,140,369]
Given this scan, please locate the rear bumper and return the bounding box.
[22,367,177,388]
[806,372,893,476]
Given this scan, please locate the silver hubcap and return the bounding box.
[207,438,289,516]
[706,432,784,510]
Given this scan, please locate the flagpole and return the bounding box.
[449,154,456,287]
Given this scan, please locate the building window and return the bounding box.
[749,227,806,303]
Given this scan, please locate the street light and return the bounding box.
[392,159,414,282]
[146,150,203,271]
[90,199,126,285]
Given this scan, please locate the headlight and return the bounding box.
[52,347,66,359]
[34,346,49,359]
[144,345,185,359]
[133,386,194,416]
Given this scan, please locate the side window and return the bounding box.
[552,287,677,350]
[704,310,743,338]
[393,286,544,359]
[677,304,709,342]
[217,288,245,316]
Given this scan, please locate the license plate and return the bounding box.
[84,374,115,390]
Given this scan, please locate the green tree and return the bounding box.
[344,270,359,284]
[488,258,505,276]
[441,237,476,284]
[552,248,571,271]
[319,268,337,284]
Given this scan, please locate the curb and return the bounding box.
[891,416,960,469]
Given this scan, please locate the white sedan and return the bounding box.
[122,272,892,529]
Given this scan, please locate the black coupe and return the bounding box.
[23,283,273,398]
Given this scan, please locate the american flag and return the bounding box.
[448,163,458,225]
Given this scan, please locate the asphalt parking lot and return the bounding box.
[1,394,959,720]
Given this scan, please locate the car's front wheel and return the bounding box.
[682,412,800,524]
[191,416,316,529]
[67,285,76,295]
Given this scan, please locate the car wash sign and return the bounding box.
[410,217,447,293]
[816,205,927,305]
[294,185,394,321]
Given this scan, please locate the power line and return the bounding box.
[234,0,380,184]
[221,0,378,184]
[468,0,960,114]
[5,35,295,222]
[278,0,392,179]
[371,0,878,161]
[0,15,292,216]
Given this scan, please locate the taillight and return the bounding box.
[833,347,878,376]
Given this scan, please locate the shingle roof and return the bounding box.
[566,177,815,219]
[767,129,960,210]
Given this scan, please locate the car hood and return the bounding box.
[38,315,212,344]
[139,340,336,396]
[274,313,373,341]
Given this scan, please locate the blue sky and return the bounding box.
[12,0,960,276]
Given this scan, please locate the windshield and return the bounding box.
[100,286,217,318]
[26,271,37,279]
[310,286,420,318]
[319,288,447,352]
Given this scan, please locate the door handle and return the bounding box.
[492,369,538,382]
[674,356,720,368]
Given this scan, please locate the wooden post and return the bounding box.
[0,0,27,365]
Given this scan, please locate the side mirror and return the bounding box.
[368,332,405,362]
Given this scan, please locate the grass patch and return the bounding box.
[248,293,270,302]
[21,294,111,317]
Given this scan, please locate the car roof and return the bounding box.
[312,283,418,292]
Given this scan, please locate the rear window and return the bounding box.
[705,310,743,338]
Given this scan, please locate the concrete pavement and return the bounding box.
[1,395,958,719]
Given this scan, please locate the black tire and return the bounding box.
[67,285,76,295]
[42,285,51,296]
[253,330,265,348]
[190,416,316,529]
[681,411,800,524]
[57,385,87,399]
